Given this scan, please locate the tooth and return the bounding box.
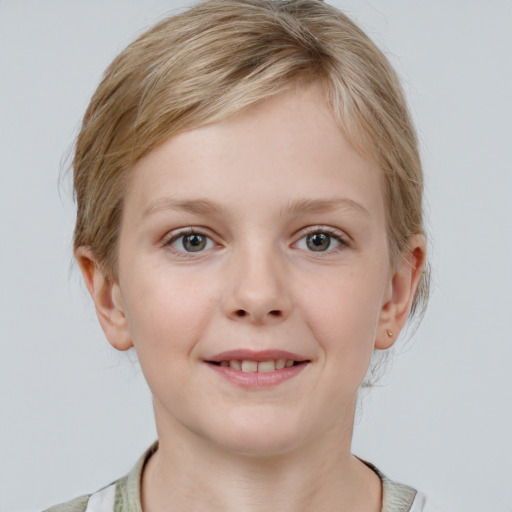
[275,359,286,370]
[220,361,229,367]
[258,360,276,373]
[229,360,241,370]
[285,359,294,367]
[241,360,258,373]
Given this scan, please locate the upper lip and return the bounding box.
[206,349,309,363]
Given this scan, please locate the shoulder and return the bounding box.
[358,457,444,512]
[43,494,90,512]
[43,483,116,512]
[41,442,156,512]
[382,475,445,512]
[409,491,445,512]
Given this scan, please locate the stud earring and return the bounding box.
[386,329,394,338]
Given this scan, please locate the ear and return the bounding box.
[75,247,133,351]
[375,235,426,349]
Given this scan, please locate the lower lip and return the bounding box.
[206,362,308,388]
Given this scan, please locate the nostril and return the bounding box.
[232,309,283,320]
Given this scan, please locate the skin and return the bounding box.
[77,85,425,512]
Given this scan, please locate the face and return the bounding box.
[93,86,418,457]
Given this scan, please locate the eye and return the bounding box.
[295,229,346,253]
[166,230,215,253]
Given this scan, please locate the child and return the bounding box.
[47,0,438,510]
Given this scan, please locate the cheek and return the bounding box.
[120,268,217,361]
[297,265,386,358]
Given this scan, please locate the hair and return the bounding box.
[73,0,429,329]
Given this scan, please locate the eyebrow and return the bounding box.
[142,198,225,218]
[142,196,370,219]
[283,197,371,217]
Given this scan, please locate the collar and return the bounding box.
[114,442,417,512]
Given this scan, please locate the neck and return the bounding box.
[141,402,382,512]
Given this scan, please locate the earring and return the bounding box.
[386,329,394,338]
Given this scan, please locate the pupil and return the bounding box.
[307,233,330,251]
[184,234,206,252]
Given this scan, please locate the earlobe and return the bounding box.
[75,248,133,351]
[375,235,426,350]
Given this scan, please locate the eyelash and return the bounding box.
[161,226,350,257]
[294,227,349,254]
[162,228,216,258]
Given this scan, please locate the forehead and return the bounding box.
[125,85,384,223]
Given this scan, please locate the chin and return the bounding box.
[206,414,309,458]
[219,435,302,459]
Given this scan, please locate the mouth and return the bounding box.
[207,358,306,373]
[204,350,310,384]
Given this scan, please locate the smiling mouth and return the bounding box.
[207,359,307,373]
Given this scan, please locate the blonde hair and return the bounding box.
[73,0,429,322]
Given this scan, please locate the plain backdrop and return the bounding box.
[1,1,511,511]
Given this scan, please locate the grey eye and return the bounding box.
[182,233,207,252]
[295,230,345,253]
[306,232,331,251]
[169,232,214,253]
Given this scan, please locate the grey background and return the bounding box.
[1,1,511,511]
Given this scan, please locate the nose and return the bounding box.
[222,242,292,325]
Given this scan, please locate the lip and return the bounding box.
[204,349,310,389]
[206,361,309,388]
[206,349,308,363]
